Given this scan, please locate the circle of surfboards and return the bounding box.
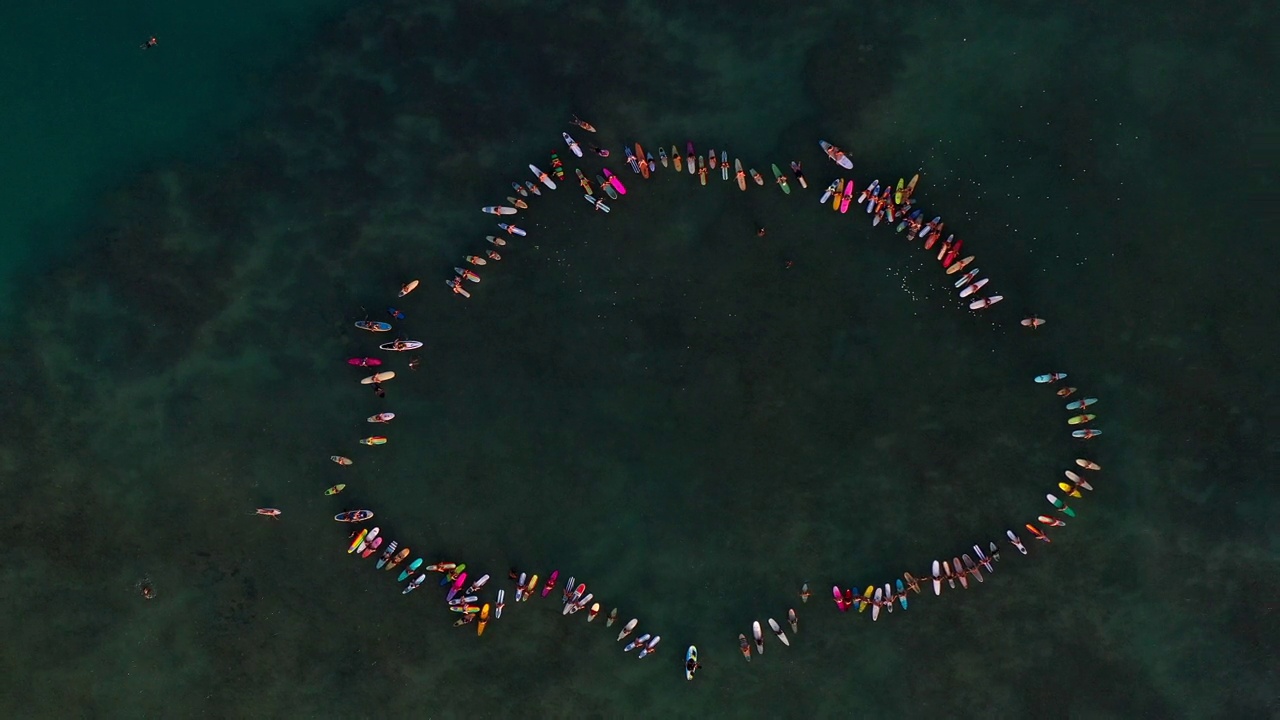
[318,119,1105,677]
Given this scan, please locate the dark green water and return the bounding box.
[2,0,1277,717]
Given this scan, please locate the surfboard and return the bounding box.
[354,321,392,332]
[771,164,790,194]
[958,278,988,298]
[583,194,610,212]
[1067,413,1097,425]
[686,646,698,680]
[839,180,854,213]
[945,255,975,275]
[324,483,345,495]
[376,540,398,568]
[735,159,746,191]
[347,529,368,554]
[360,371,396,385]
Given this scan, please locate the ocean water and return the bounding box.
[1,0,1277,717]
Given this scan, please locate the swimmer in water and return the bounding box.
[140,36,157,49]
[408,356,421,371]
[586,144,610,158]
[137,578,156,599]
[372,382,386,399]
[756,224,766,237]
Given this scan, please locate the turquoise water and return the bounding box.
[2,0,1277,717]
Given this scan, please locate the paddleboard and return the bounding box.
[398,280,419,297]
[355,321,392,333]
[379,340,422,352]
[819,140,854,169]
[360,371,396,385]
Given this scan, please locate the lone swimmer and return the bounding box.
[140,36,157,49]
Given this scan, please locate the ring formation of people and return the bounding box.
[253,115,1105,680]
